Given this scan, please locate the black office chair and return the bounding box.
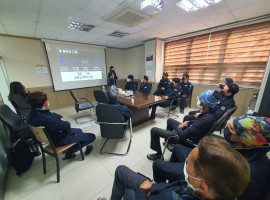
[10,100,29,119]
[69,89,95,124]
[96,104,132,156]
[159,98,180,119]
[93,90,109,104]
[0,104,39,153]
[135,82,138,91]
[162,106,236,157]
[215,106,237,134]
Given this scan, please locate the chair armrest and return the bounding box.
[97,121,128,125]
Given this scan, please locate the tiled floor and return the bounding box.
[4,106,218,200]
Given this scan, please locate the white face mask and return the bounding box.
[183,159,202,192]
[141,79,144,83]
[127,79,130,82]
[197,99,203,109]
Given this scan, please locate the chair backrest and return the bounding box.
[96,104,126,139]
[135,82,138,91]
[206,106,237,136]
[10,100,21,116]
[0,104,24,132]
[29,126,49,143]
[69,89,78,103]
[215,106,237,131]
[93,90,109,104]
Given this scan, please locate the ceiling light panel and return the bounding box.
[68,21,95,32]
[176,0,222,12]
[108,31,130,38]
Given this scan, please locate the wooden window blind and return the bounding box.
[164,21,270,86]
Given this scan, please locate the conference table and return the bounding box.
[117,92,166,127]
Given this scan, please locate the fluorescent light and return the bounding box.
[176,0,222,12]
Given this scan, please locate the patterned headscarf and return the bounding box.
[233,115,270,147]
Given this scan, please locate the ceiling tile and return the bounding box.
[0,0,42,12]
[83,0,119,17]
[72,12,104,26]
[38,13,72,26]
[199,12,236,28]
[0,5,39,22]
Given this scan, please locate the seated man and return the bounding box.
[179,74,192,114]
[139,75,152,95]
[107,89,133,120]
[153,72,170,96]
[102,137,250,200]
[153,115,270,200]
[28,91,96,159]
[184,78,237,122]
[124,75,137,92]
[148,90,220,160]
[150,78,180,120]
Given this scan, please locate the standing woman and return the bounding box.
[8,81,31,115]
[107,66,118,86]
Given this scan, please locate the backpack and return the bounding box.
[7,139,35,176]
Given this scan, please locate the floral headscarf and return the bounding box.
[233,115,270,147]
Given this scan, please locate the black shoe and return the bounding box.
[149,115,155,120]
[62,152,76,160]
[147,153,162,161]
[170,106,177,111]
[85,145,93,155]
[180,110,184,114]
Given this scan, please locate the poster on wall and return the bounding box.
[146,54,153,76]
[36,64,48,74]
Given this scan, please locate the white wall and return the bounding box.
[0,36,146,88]
[0,36,52,88]
[124,45,145,80]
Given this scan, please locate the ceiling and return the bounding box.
[0,0,270,49]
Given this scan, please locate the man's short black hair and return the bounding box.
[163,72,169,77]
[172,78,180,84]
[143,75,148,81]
[128,75,134,81]
[228,83,239,95]
[28,91,47,108]
[183,74,189,79]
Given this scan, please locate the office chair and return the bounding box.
[29,126,84,183]
[10,100,29,119]
[162,106,236,158]
[69,89,95,124]
[93,90,109,104]
[215,106,237,134]
[96,104,132,156]
[0,104,39,153]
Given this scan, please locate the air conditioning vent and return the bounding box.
[103,2,157,27]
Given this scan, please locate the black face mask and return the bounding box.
[182,77,185,81]
[219,84,224,89]
[224,126,232,142]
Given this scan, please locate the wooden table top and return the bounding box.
[117,92,166,109]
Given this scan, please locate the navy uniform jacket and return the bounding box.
[136,180,202,200]
[158,78,171,90]
[139,82,152,95]
[28,108,71,145]
[179,82,191,95]
[165,85,181,101]
[216,91,235,118]
[186,81,193,93]
[176,111,218,143]
[236,146,270,200]
[125,81,136,92]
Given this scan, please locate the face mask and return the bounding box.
[224,126,232,142]
[141,79,144,83]
[182,77,185,81]
[127,79,130,82]
[183,159,201,192]
[219,84,224,89]
[197,100,203,109]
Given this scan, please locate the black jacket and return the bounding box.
[165,85,181,101]
[236,146,270,200]
[176,111,218,143]
[216,91,235,118]
[158,78,171,90]
[125,81,137,92]
[179,82,191,95]
[139,82,152,95]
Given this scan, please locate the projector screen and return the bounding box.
[43,39,107,91]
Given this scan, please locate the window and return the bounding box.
[163,21,270,86]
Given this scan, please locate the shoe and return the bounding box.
[149,116,155,120]
[180,110,184,114]
[147,153,162,161]
[85,145,93,155]
[62,152,76,160]
[170,106,177,111]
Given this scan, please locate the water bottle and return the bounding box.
[102,85,105,92]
